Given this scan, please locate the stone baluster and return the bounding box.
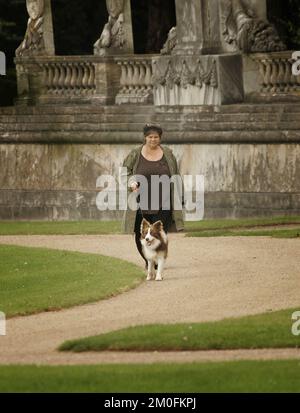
[264,59,272,93]
[122,62,129,94]
[118,62,127,94]
[58,63,65,94]
[137,62,145,96]
[270,59,278,93]
[132,61,140,95]
[283,60,291,93]
[277,59,285,92]
[88,63,96,92]
[70,64,77,92]
[145,62,152,93]
[42,63,49,90]
[65,63,72,91]
[127,62,134,94]
[76,63,83,94]
[258,60,266,92]
[82,63,89,94]
[53,63,60,94]
[48,64,55,93]
[291,62,299,91]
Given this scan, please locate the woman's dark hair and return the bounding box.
[143,123,163,137]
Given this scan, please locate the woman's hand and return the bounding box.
[130,182,139,192]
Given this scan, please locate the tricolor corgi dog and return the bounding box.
[140,218,168,281]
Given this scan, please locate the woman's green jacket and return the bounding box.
[121,144,185,234]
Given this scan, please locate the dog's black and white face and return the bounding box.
[140,219,164,247]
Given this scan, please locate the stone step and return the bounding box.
[1,112,300,126]
[155,112,300,122]
[1,103,300,116]
[0,113,156,124]
[1,121,300,132]
[0,105,156,116]
[1,129,300,144]
[1,104,300,121]
[155,103,300,114]
[0,122,146,132]
[0,109,299,124]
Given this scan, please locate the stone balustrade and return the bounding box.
[15,55,157,105]
[115,55,157,104]
[41,60,96,96]
[15,56,98,104]
[15,52,300,106]
[252,51,300,95]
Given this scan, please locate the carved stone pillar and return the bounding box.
[15,0,55,57]
[174,0,222,55]
[94,0,134,56]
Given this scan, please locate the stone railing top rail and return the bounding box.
[250,50,296,60]
[14,55,116,64]
[14,51,297,64]
[114,54,159,62]
[14,54,160,64]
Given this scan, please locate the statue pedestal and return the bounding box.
[153,54,244,106]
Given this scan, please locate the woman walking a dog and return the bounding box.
[122,124,184,273]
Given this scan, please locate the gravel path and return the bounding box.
[0,234,299,365]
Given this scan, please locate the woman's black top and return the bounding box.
[135,152,171,214]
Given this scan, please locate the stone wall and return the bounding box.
[1,143,299,220]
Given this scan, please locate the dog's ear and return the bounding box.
[140,218,150,234]
[153,220,164,232]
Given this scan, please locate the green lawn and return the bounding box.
[184,215,300,238]
[186,228,300,238]
[0,361,299,392]
[59,308,300,352]
[0,244,144,317]
[184,215,300,231]
[1,216,300,236]
[0,220,121,235]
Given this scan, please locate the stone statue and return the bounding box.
[16,0,45,57]
[161,27,178,55]
[221,0,286,53]
[94,0,126,56]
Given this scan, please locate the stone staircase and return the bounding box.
[0,103,300,144]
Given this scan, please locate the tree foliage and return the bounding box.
[268,0,300,49]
